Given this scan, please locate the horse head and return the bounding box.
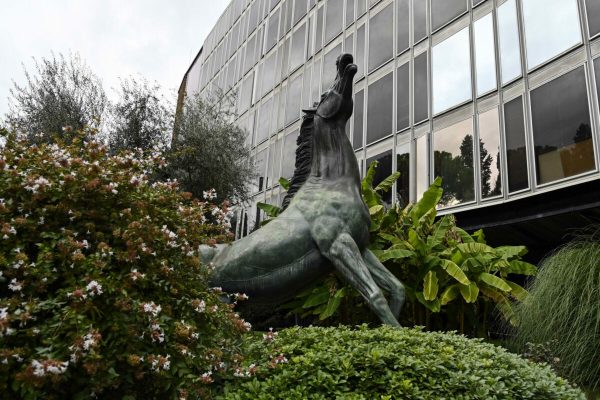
[314,53,357,125]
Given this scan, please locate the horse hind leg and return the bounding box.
[323,232,400,327]
[363,249,405,320]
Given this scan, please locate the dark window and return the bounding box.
[504,96,529,192]
[396,143,410,207]
[367,150,393,205]
[414,0,427,44]
[353,90,364,149]
[323,44,342,90]
[367,72,394,144]
[587,0,600,37]
[531,66,595,184]
[397,62,410,131]
[266,9,280,52]
[325,0,344,44]
[478,108,503,198]
[285,73,303,126]
[282,130,300,179]
[346,0,355,27]
[397,0,410,54]
[289,23,307,73]
[368,4,394,73]
[293,0,307,25]
[414,52,428,123]
[357,24,366,79]
[431,0,466,32]
[434,118,475,208]
[316,6,324,51]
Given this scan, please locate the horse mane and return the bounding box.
[281,111,315,211]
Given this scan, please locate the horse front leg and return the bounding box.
[323,232,400,327]
[363,249,405,320]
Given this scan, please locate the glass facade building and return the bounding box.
[181,0,600,238]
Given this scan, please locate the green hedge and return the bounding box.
[217,326,584,400]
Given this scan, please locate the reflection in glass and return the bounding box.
[397,62,410,131]
[369,4,394,73]
[353,90,364,150]
[357,25,366,79]
[323,44,342,90]
[478,108,502,198]
[266,10,279,52]
[414,0,427,44]
[531,66,595,184]
[254,149,267,193]
[346,0,355,27]
[268,138,282,188]
[396,143,410,207]
[498,0,522,84]
[289,23,307,73]
[432,27,472,114]
[285,73,303,126]
[504,96,528,192]
[416,134,429,200]
[256,98,273,144]
[325,0,343,44]
[522,0,581,70]
[434,118,475,207]
[474,14,497,96]
[367,72,393,144]
[367,150,393,205]
[431,0,467,32]
[239,72,254,114]
[282,130,299,179]
[587,0,600,37]
[414,52,428,123]
[397,0,410,54]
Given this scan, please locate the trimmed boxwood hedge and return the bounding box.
[216,325,585,400]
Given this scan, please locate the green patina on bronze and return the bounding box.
[206,54,404,326]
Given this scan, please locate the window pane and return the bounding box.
[479,108,502,198]
[498,0,522,84]
[282,130,299,179]
[587,0,600,37]
[431,0,467,32]
[396,143,410,206]
[353,90,364,149]
[266,9,280,52]
[239,72,254,113]
[434,117,475,207]
[531,66,595,184]
[323,44,342,90]
[254,149,267,193]
[416,134,429,199]
[433,27,472,114]
[261,51,277,97]
[357,0,366,17]
[285,73,303,126]
[367,72,394,144]
[316,6,324,51]
[256,98,273,144]
[293,0,307,25]
[414,0,427,44]
[474,14,497,96]
[279,37,290,81]
[414,52,429,123]
[346,0,355,27]
[595,57,600,102]
[290,23,307,73]
[344,34,353,54]
[369,4,394,73]
[312,58,322,104]
[504,96,529,192]
[522,0,581,70]
[357,24,366,79]
[303,64,312,108]
[367,150,393,205]
[325,0,344,44]
[244,35,257,75]
[268,138,282,188]
[397,0,410,54]
[397,62,410,131]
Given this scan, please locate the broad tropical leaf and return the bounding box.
[479,272,511,292]
[377,232,402,246]
[457,243,495,255]
[440,284,460,305]
[507,260,538,276]
[459,282,479,303]
[454,227,475,243]
[506,281,528,301]
[320,288,346,319]
[440,259,470,285]
[409,177,442,222]
[257,202,282,218]
[375,171,401,193]
[423,271,439,301]
[415,292,441,312]
[495,245,528,259]
[378,248,414,263]
[369,205,384,216]
[480,287,517,325]
[279,177,291,190]
[429,215,454,246]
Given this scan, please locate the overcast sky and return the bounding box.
[0,0,230,121]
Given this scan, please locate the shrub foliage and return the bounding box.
[217,325,584,399]
[0,128,250,399]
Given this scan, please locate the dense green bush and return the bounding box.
[216,325,584,399]
[514,234,600,392]
[0,128,250,399]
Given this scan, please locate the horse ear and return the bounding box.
[316,91,342,119]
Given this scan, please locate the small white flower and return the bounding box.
[8,279,22,292]
[86,280,103,296]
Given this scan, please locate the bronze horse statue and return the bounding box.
[204,54,404,326]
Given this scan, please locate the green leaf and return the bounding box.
[457,243,495,255]
[257,202,282,218]
[363,160,378,189]
[495,245,528,259]
[454,227,475,243]
[440,284,460,305]
[369,205,384,216]
[459,282,479,303]
[440,259,470,285]
[423,271,439,301]
[507,260,538,276]
[472,229,486,243]
[429,215,454,246]
[302,288,330,308]
[279,177,291,190]
[409,177,442,222]
[374,171,401,193]
[480,287,516,325]
[377,232,402,246]
[320,288,346,319]
[479,272,511,292]
[506,281,528,301]
[415,292,441,312]
[378,248,414,263]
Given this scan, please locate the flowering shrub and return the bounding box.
[0,128,251,399]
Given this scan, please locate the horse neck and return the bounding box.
[309,116,361,183]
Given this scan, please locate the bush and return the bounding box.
[0,128,251,399]
[217,326,584,399]
[513,234,600,392]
